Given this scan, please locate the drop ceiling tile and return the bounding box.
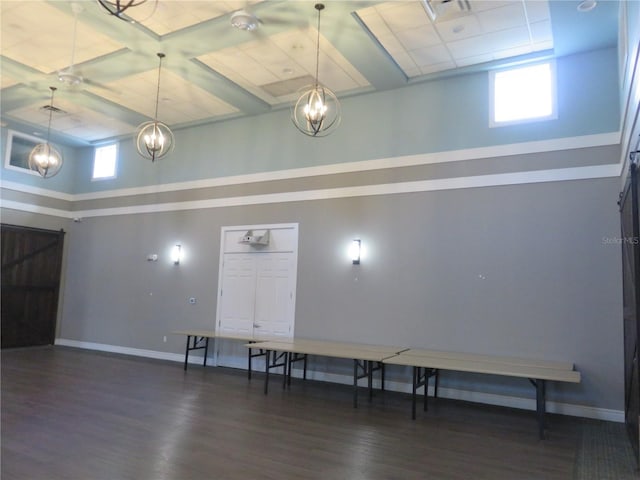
[524,0,552,23]
[470,1,514,13]
[530,20,553,44]
[378,2,430,31]
[404,66,422,78]
[375,33,408,56]
[447,35,493,60]
[409,44,452,67]
[493,44,538,61]
[476,3,527,33]
[419,61,457,75]
[483,26,531,52]
[396,25,442,50]
[455,53,495,67]
[434,15,483,42]
[391,51,419,72]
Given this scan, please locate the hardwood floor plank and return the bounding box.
[1,347,636,480]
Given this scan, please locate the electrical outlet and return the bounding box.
[163,336,167,343]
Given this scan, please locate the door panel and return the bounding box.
[217,254,257,335]
[254,253,294,337]
[1,225,65,348]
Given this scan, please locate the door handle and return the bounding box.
[253,323,261,328]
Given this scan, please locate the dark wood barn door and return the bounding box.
[620,163,640,463]
[1,224,65,348]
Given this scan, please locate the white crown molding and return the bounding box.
[1,132,621,203]
[1,164,621,219]
[55,338,624,423]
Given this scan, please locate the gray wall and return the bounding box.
[53,151,622,410]
[0,46,626,414]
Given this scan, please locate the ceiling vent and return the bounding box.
[421,0,471,22]
[40,105,67,114]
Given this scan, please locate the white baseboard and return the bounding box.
[55,338,624,423]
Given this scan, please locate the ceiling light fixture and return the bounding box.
[231,10,261,31]
[577,1,597,12]
[135,53,174,162]
[29,87,63,178]
[96,0,154,21]
[291,3,341,137]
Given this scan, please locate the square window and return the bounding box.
[93,144,118,180]
[489,61,557,127]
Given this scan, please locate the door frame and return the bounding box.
[214,223,299,366]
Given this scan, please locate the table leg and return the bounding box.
[368,361,374,402]
[353,360,359,409]
[424,368,428,412]
[536,379,546,439]
[183,335,191,371]
[412,366,418,420]
[264,350,271,395]
[203,337,209,367]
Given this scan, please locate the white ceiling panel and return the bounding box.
[357,0,553,78]
[1,1,123,74]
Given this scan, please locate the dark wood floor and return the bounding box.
[1,347,637,480]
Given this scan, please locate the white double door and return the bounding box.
[217,252,296,339]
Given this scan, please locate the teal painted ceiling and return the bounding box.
[0,0,619,147]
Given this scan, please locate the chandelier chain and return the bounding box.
[153,53,165,121]
[314,4,322,88]
[46,87,56,144]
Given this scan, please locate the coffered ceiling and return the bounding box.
[0,0,619,146]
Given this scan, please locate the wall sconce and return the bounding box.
[171,244,182,265]
[349,239,361,265]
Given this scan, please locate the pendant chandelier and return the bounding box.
[136,53,174,162]
[96,0,155,21]
[291,3,341,137]
[29,87,63,178]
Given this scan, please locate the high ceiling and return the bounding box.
[0,0,619,147]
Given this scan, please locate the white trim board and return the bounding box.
[1,131,621,203]
[2,163,621,220]
[55,338,624,423]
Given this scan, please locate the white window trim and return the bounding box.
[489,60,558,128]
[92,143,118,181]
[3,130,43,176]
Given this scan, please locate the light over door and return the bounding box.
[254,253,295,337]
[217,254,257,336]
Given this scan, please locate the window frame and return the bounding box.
[92,143,118,181]
[3,130,44,176]
[489,60,558,128]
